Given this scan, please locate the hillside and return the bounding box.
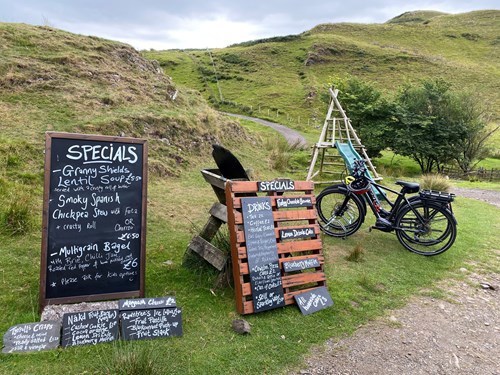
[145,10,500,130]
[0,23,248,178]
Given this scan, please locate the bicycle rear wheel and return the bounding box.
[316,186,365,237]
[395,201,457,256]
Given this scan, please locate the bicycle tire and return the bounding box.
[316,186,365,237]
[395,200,457,256]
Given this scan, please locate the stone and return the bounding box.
[232,319,251,334]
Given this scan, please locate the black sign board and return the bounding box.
[2,322,61,353]
[279,227,315,240]
[120,307,182,341]
[39,132,148,308]
[119,296,176,311]
[241,197,285,313]
[282,257,321,273]
[61,309,119,347]
[294,286,334,315]
[257,179,295,192]
[276,197,313,209]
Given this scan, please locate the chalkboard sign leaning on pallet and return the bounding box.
[39,132,148,310]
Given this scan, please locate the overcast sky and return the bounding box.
[0,1,497,50]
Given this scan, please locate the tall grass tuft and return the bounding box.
[99,344,159,375]
[0,192,34,236]
[420,173,452,192]
[345,244,365,262]
[264,137,302,171]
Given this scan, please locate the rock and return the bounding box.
[232,319,251,334]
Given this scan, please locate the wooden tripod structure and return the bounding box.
[306,87,381,184]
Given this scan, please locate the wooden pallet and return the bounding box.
[225,180,327,314]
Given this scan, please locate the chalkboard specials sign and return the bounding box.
[39,132,148,308]
[61,309,119,347]
[2,322,61,353]
[241,197,285,313]
[119,297,182,341]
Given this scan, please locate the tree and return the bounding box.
[450,94,498,173]
[328,76,395,157]
[391,79,481,173]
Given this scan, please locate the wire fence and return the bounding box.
[441,167,500,181]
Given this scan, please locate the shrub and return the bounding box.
[420,173,452,192]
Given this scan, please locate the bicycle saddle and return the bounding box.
[395,180,420,194]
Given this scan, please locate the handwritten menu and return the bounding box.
[282,258,321,273]
[294,286,334,315]
[61,309,119,347]
[241,197,285,313]
[40,133,147,306]
[120,308,182,341]
[2,322,61,353]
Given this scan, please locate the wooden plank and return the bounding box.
[232,209,317,225]
[239,254,324,274]
[187,236,227,271]
[231,195,316,209]
[241,273,327,296]
[235,224,320,243]
[229,180,314,193]
[209,202,227,223]
[236,239,323,259]
[201,169,227,190]
[199,216,223,241]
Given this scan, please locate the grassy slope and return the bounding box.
[145,10,500,131]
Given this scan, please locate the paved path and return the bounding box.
[223,112,307,147]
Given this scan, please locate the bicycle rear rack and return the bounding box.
[419,190,455,203]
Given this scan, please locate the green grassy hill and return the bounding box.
[0,23,248,178]
[145,10,500,131]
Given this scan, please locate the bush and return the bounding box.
[420,174,452,192]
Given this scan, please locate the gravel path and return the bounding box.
[290,187,500,375]
[224,112,307,147]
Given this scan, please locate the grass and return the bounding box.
[1,122,499,374]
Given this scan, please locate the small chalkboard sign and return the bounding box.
[279,227,315,240]
[294,286,334,315]
[61,309,119,347]
[120,308,182,341]
[119,297,176,311]
[282,257,321,273]
[257,179,295,192]
[241,197,285,313]
[39,132,148,309]
[2,322,61,353]
[276,197,312,209]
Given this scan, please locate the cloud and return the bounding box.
[0,0,498,50]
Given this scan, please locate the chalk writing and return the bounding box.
[2,322,61,353]
[242,197,285,313]
[41,134,146,305]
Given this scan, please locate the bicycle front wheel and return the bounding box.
[395,201,457,256]
[316,186,365,237]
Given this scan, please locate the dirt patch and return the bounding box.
[451,187,500,208]
[290,271,500,375]
[289,189,499,375]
